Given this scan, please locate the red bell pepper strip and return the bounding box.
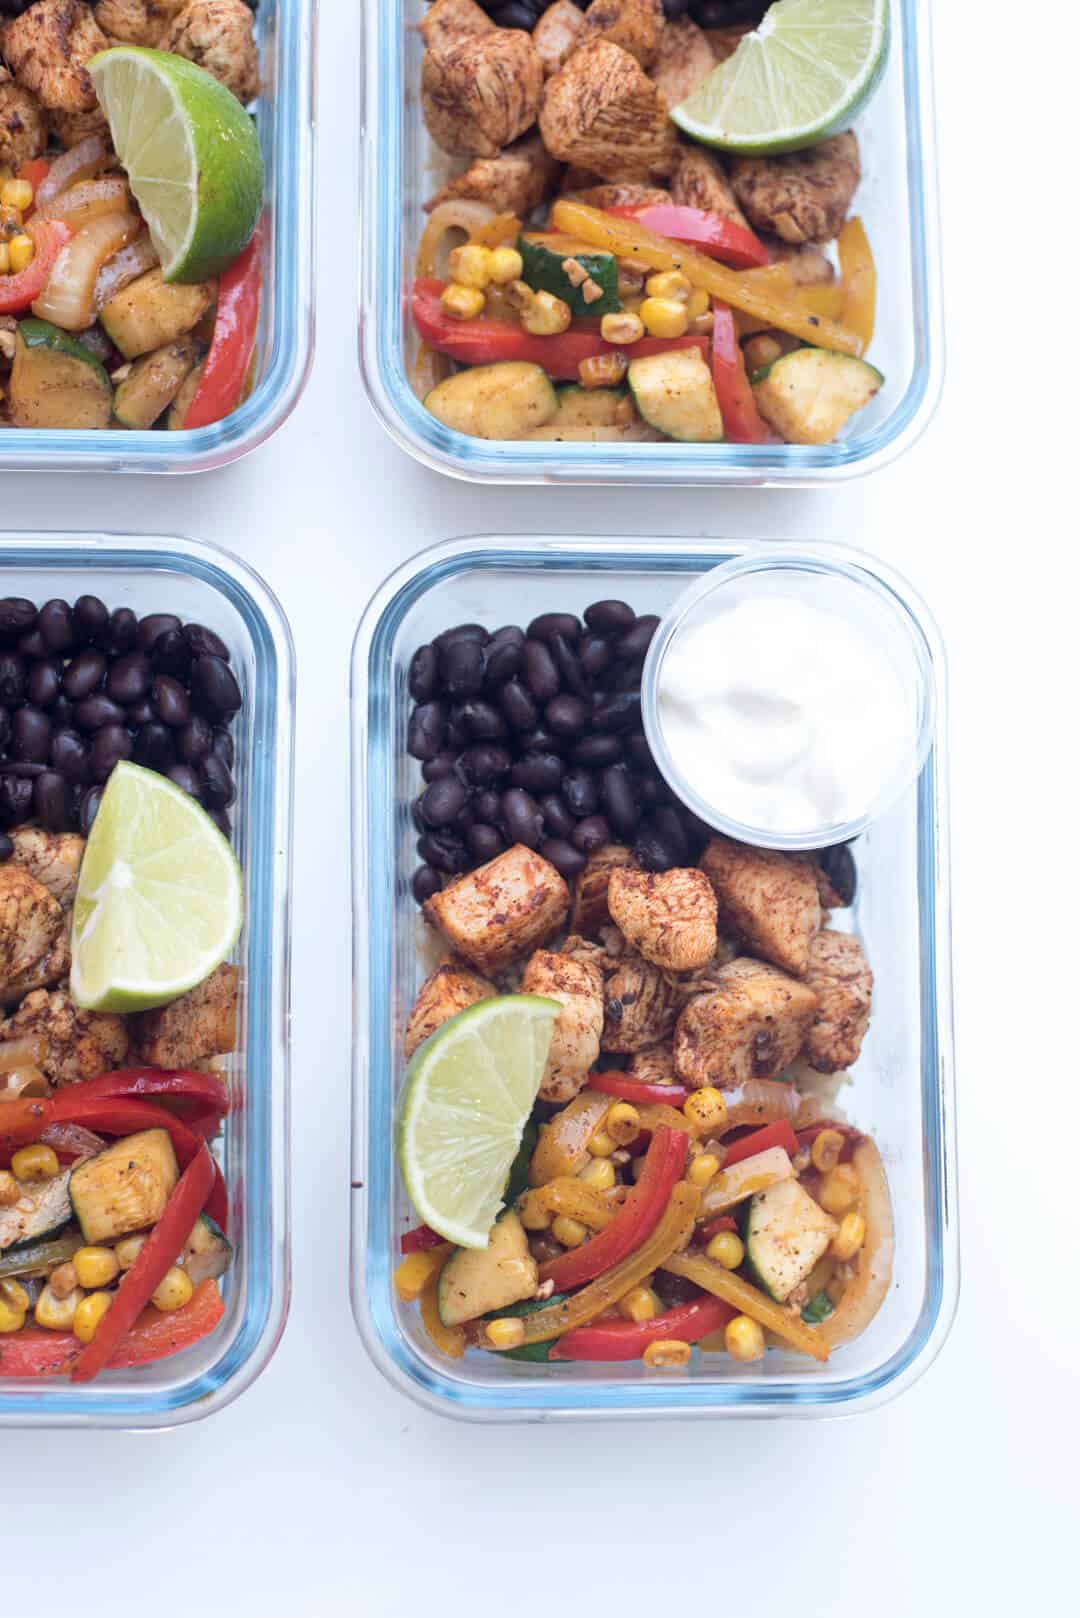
[182,231,262,429]
[711,302,772,443]
[400,1224,446,1256]
[698,1214,738,1243]
[0,217,72,315]
[0,1280,225,1378]
[62,1067,229,1119]
[412,278,709,381]
[550,1294,735,1361]
[589,1070,689,1107]
[17,157,52,205]
[71,1142,216,1382]
[606,203,769,270]
[722,1119,800,1169]
[539,1125,689,1292]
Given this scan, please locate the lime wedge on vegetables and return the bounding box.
[88,46,263,283]
[70,761,243,1013]
[671,0,889,156]
[397,995,561,1249]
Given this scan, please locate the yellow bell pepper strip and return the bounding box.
[817,1138,893,1351]
[837,217,877,351]
[734,274,846,338]
[633,1101,696,1139]
[661,1250,829,1361]
[486,1182,701,1349]
[419,1268,466,1360]
[535,1177,619,1230]
[529,1090,612,1186]
[470,212,522,248]
[395,1243,453,1302]
[550,200,864,357]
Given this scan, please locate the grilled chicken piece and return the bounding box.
[626,1041,677,1087]
[424,843,570,974]
[418,0,494,55]
[403,960,495,1060]
[563,181,671,209]
[670,143,749,228]
[520,948,603,1103]
[699,836,822,978]
[0,925,71,1008]
[9,828,85,909]
[802,930,872,1074]
[650,18,715,109]
[764,236,835,286]
[540,39,677,182]
[425,133,562,216]
[95,0,182,46]
[129,963,240,1069]
[601,951,679,1054]
[532,0,587,77]
[674,957,818,1089]
[581,0,664,70]
[1,0,108,114]
[0,986,128,1086]
[731,132,860,246]
[422,29,543,159]
[47,102,107,145]
[608,867,718,974]
[569,843,638,936]
[0,866,63,992]
[0,64,46,167]
[159,0,259,103]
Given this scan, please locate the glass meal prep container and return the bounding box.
[350,534,958,1420]
[0,532,292,1429]
[359,0,942,486]
[0,1,314,475]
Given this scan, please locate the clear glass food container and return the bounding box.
[359,1,942,485]
[350,534,958,1420]
[0,1,314,474]
[0,532,293,1428]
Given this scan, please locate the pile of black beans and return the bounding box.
[406,600,717,905]
[0,595,241,856]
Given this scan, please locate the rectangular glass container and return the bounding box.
[0,1,314,474]
[359,0,942,485]
[350,534,958,1420]
[0,533,292,1428]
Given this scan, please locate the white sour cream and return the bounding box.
[655,590,917,839]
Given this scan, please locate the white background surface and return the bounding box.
[5,3,1078,1613]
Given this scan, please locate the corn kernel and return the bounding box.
[11,1143,59,1181]
[551,1214,588,1249]
[35,1283,84,1332]
[578,351,628,389]
[587,1129,616,1158]
[0,1278,30,1313]
[114,1234,147,1270]
[1,178,33,212]
[688,1152,720,1188]
[645,270,692,303]
[643,1338,691,1369]
[604,1103,640,1146]
[448,241,493,289]
[440,282,485,321]
[0,1293,27,1334]
[73,1245,121,1290]
[818,1163,859,1216]
[725,1314,765,1362]
[742,334,784,373]
[73,1290,113,1345]
[639,297,689,339]
[599,309,644,346]
[393,1246,449,1302]
[686,287,710,319]
[152,1266,194,1313]
[831,1210,866,1262]
[810,1129,845,1173]
[683,1086,728,1135]
[487,245,523,285]
[0,242,9,276]
[7,234,34,274]
[578,1157,616,1191]
[520,288,571,337]
[485,1316,526,1350]
[706,1231,744,1269]
[519,1189,554,1230]
[0,1169,18,1207]
[618,1285,660,1324]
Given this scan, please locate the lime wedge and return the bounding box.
[671,0,889,156]
[397,995,561,1249]
[88,46,263,283]
[70,762,243,1014]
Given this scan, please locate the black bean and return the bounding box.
[63,649,107,700]
[190,655,242,719]
[467,822,506,862]
[137,612,182,652]
[422,751,459,783]
[498,678,538,732]
[17,630,47,660]
[579,634,612,679]
[540,794,575,840]
[483,638,523,686]
[50,696,74,731]
[459,744,511,785]
[417,830,469,874]
[26,659,63,709]
[90,724,133,782]
[489,625,525,648]
[0,774,33,827]
[434,623,488,650]
[128,699,156,727]
[615,615,660,661]
[152,675,190,728]
[0,833,11,862]
[453,802,476,834]
[211,728,234,770]
[571,814,610,854]
[183,623,230,662]
[73,595,110,646]
[106,652,152,705]
[407,701,446,761]
[562,767,599,817]
[35,599,74,654]
[520,726,569,756]
[637,775,666,809]
[411,795,426,834]
[539,838,587,879]
[11,707,52,764]
[584,599,636,636]
[51,729,89,784]
[150,629,192,681]
[209,809,232,839]
[412,865,442,904]
[33,770,70,833]
[168,763,201,798]
[458,699,507,741]
[662,0,690,18]
[609,658,645,694]
[0,652,25,704]
[527,612,581,644]
[624,732,653,771]
[510,752,564,794]
[473,789,502,824]
[0,598,37,641]
[420,775,468,828]
[444,710,470,751]
[0,709,9,751]
[548,633,587,697]
[570,733,623,768]
[593,690,641,733]
[635,812,686,872]
[819,843,857,907]
[107,607,138,655]
[601,764,640,837]
[544,693,589,736]
[133,722,176,773]
[408,644,438,704]
[200,753,236,810]
[490,1,535,25]
[439,638,485,699]
[501,787,543,848]
[523,640,560,703]
[80,785,104,835]
[653,806,689,862]
[75,694,128,732]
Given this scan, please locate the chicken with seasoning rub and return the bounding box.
[1,0,106,113]
[0,62,46,166]
[699,836,822,979]
[520,948,603,1103]
[674,956,818,1089]
[531,0,586,78]
[649,17,715,110]
[404,959,495,1060]
[580,0,664,71]
[730,132,861,246]
[0,865,64,995]
[9,828,84,909]
[424,132,562,218]
[0,984,128,1086]
[422,27,543,160]
[129,962,239,1069]
[158,0,258,103]
[539,38,676,182]
[606,866,717,974]
[423,843,570,975]
[802,929,873,1074]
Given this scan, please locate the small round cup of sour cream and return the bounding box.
[641,547,936,852]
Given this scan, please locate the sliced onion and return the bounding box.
[411,339,453,400]
[93,231,159,313]
[34,135,110,210]
[818,1139,895,1350]
[33,211,142,331]
[415,199,497,279]
[40,1121,105,1162]
[37,175,132,229]
[0,1036,47,1074]
[0,1066,50,1101]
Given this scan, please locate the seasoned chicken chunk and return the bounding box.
[670,143,748,228]
[532,0,587,77]
[159,0,259,104]
[404,960,495,1060]
[418,0,493,55]
[626,1041,677,1087]
[47,102,108,146]
[95,0,182,46]
[602,951,679,1054]
[581,0,664,70]
[9,828,85,909]
[539,39,677,183]
[569,843,638,936]
[0,986,128,1086]
[563,181,671,209]
[608,867,718,973]
[129,963,239,1068]
[0,925,71,1008]
[0,64,46,167]
[0,866,62,991]
[521,948,603,1103]
[425,133,561,216]
[674,957,818,1089]
[650,18,715,109]
[424,844,570,974]
[802,930,872,1074]
[1,0,108,114]
[699,836,822,978]
[731,132,860,246]
[422,29,543,159]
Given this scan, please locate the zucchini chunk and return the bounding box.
[425,362,558,440]
[181,1214,233,1285]
[8,320,112,429]
[525,421,664,442]
[627,347,725,442]
[552,384,627,428]
[69,1128,179,1245]
[100,269,215,360]
[743,1178,838,1303]
[751,348,883,445]
[0,1172,73,1252]
[437,1209,538,1327]
[113,337,199,428]
[518,234,619,317]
